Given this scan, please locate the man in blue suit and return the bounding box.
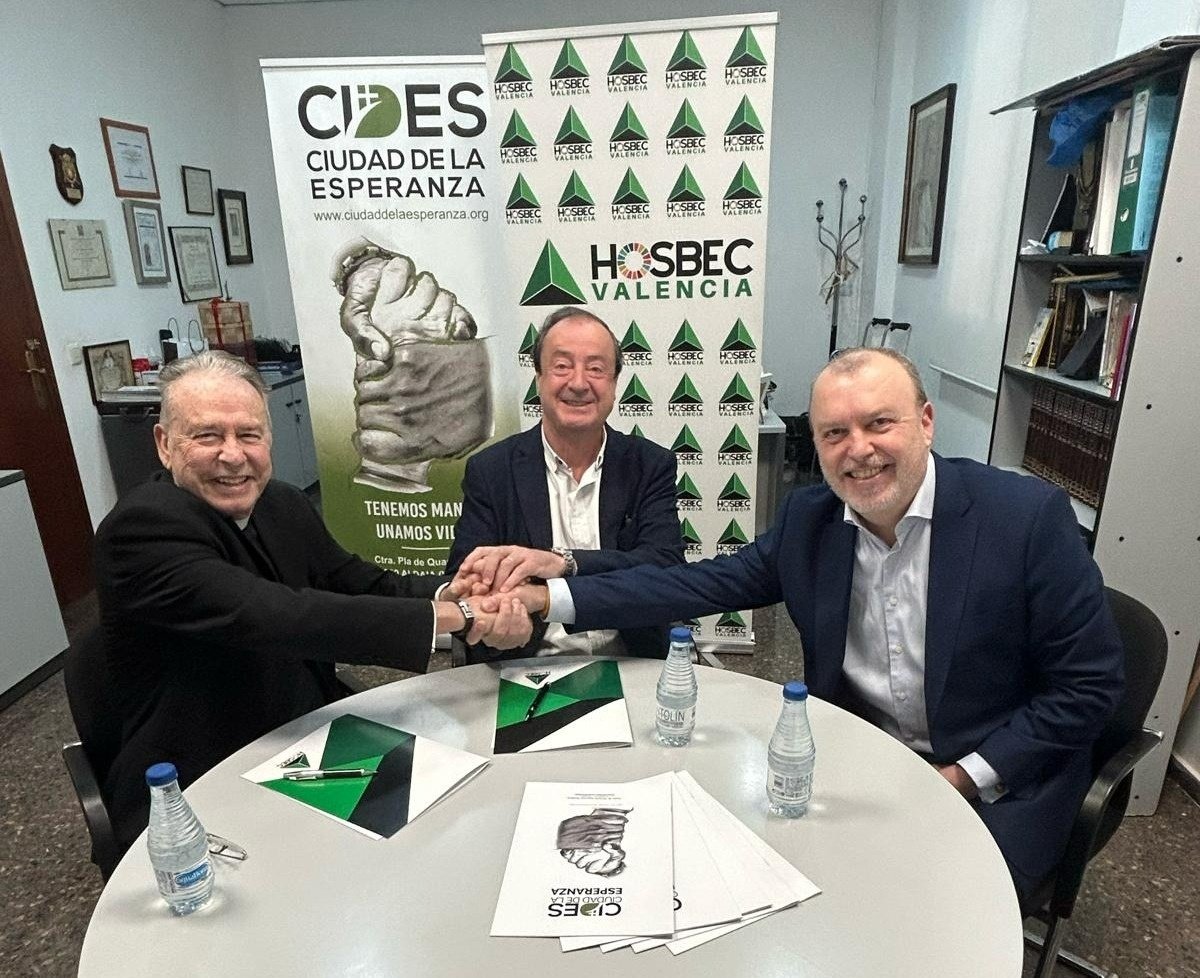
[448,307,683,662]
[500,347,1123,909]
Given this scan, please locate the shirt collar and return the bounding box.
[842,453,936,533]
[541,426,607,479]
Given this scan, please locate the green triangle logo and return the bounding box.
[496,44,533,83]
[720,425,752,453]
[727,27,767,67]
[620,321,651,353]
[670,374,702,404]
[518,323,538,355]
[609,35,647,75]
[620,375,652,405]
[610,103,649,142]
[725,96,764,136]
[667,100,705,139]
[721,318,757,352]
[551,39,588,79]
[501,110,535,149]
[353,85,403,138]
[676,473,702,500]
[719,473,750,500]
[555,107,592,146]
[630,424,646,438]
[680,518,702,545]
[506,174,540,210]
[613,168,649,206]
[716,611,747,628]
[718,519,750,546]
[520,241,586,306]
[669,320,703,353]
[668,31,706,72]
[671,425,702,454]
[724,163,762,201]
[668,166,704,203]
[523,378,540,405]
[721,374,755,403]
[558,171,594,208]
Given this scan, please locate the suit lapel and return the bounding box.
[515,426,554,550]
[811,515,856,697]
[597,427,629,547]
[924,456,978,727]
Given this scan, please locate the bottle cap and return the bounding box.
[146,762,179,787]
[669,626,694,643]
[782,681,809,701]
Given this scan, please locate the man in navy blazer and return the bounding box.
[503,348,1123,908]
[448,307,683,662]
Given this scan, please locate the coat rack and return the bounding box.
[816,179,868,358]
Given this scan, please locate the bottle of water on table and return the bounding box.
[767,681,815,817]
[655,626,698,746]
[146,762,214,915]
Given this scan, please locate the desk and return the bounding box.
[79,661,1022,977]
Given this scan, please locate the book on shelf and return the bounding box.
[1021,307,1054,367]
[1112,75,1178,254]
[1021,382,1116,509]
[1099,293,1137,394]
[1088,99,1131,256]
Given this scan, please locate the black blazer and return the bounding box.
[447,424,684,661]
[94,473,443,849]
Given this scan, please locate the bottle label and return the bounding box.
[156,858,211,894]
[768,771,812,801]
[656,704,695,730]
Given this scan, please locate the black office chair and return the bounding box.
[1024,587,1168,978]
[61,626,124,880]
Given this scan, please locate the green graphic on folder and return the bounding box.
[494,660,632,754]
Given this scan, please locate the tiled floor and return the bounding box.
[1,595,1196,976]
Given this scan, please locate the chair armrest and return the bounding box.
[61,741,122,880]
[1051,728,1163,915]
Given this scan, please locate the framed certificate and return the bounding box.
[122,201,170,285]
[169,225,222,302]
[217,189,253,264]
[182,165,215,215]
[47,219,116,290]
[100,118,159,199]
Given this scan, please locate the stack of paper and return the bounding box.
[242,713,489,839]
[493,659,632,754]
[490,771,820,955]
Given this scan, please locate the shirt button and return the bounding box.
[888,596,898,607]
[897,691,908,701]
[891,645,902,656]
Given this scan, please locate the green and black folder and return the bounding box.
[493,659,633,754]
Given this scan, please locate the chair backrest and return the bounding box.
[1094,587,1169,771]
[62,625,125,787]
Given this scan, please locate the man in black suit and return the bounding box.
[94,350,529,849]
[448,307,683,662]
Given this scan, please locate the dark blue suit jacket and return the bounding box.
[447,423,684,661]
[566,455,1124,885]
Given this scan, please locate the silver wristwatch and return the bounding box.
[550,547,577,577]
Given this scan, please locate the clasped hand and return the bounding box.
[447,545,558,620]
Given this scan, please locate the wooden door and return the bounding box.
[0,153,94,605]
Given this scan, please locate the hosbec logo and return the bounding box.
[493,45,533,100]
[549,40,590,96]
[725,26,770,85]
[608,35,648,93]
[554,107,593,162]
[611,169,650,221]
[500,110,538,164]
[671,425,704,467]
[506,174,541,225]
[589,236,754,302]
[715,611,749,638]
[724,96,766,152]
[668,374,703,418]
[296,82,485,140]
[676,472,703,512]
[609,104,649,160]
[665,100,706,156]
[618,375,653,418]
[557,171,595,223]
[619,321,653,365]
[718,425,753,465]
[665,31,706,89]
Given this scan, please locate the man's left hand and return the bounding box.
[459,545,569,592]
[936,763,979,800]
[466,595,532,650]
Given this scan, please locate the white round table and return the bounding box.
[79,659,1023,977]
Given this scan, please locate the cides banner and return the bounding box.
[261,57,510,575]
[482,14,777,646]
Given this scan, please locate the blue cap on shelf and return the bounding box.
[783,681,809,701]
[670,626,694,643]
[145,762,179,787]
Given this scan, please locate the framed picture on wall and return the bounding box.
[169,225,222,302]
[898,83,956,265]
[99,118,159,199]
[121,201,170,285]
[216,189,253,264]
[82,340,135,402]
[47,218,116,290]
[181,165,215,215]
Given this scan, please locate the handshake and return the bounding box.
[437,546,560,652]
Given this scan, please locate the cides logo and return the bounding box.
[608,35,648,93]
[494,44,534,99]
[297,82,485,140]
[725,27,769,85]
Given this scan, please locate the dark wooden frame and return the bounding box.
[99,118,159,200]
[168,225,222,302]
[181,165,214,215]
[898,83,957,265]
[216,188,253,265]
[82,339,135,403]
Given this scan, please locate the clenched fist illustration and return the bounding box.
[556,807,631,878]
[333,238,492,493]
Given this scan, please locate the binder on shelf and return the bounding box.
[1111,76,1178,254]
[1088,99,1130,256]
[1099,293,1137,392]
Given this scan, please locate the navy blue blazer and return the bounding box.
[447,423,684,661]
[566,455,1124,884]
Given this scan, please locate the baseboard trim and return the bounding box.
[0,652,66,714]
[1169,756,1200,805]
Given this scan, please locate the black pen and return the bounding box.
[281,768,376,781]
[525,684,550,722]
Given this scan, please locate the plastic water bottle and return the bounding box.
[655,626,698,746]
[146,762,214,915]
[767,681,816,817]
